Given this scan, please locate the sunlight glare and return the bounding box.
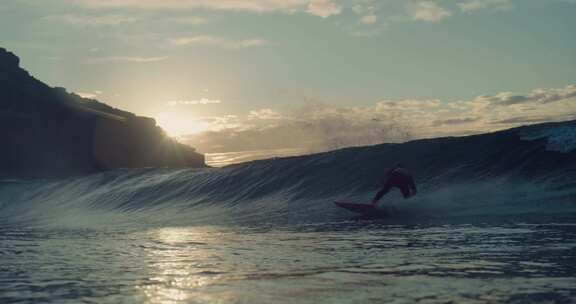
[155,112,209,136]
[137,227,228,304]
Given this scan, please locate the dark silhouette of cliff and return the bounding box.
[0,47,206,178]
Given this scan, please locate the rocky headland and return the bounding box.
[0,47,206,178]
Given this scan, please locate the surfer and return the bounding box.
[371,163,417,206]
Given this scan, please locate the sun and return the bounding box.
[155,112,209,136]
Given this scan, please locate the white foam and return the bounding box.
[521,123,576,153]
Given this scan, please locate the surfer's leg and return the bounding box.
[372,184,392,204]
[399,185,411,198]
[407,177,417,196]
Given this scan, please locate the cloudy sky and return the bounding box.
[1,0,575,155]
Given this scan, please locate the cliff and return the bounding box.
[0,47,206,178]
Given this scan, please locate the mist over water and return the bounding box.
[183,101,414,158]
[1,121,576,303]
[205,148,311,167]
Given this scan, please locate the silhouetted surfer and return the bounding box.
[371,163,417,206]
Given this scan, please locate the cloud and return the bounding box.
[352,2,378,25]
[408,1,452,22]
[475,84,576,106]
[167,36,268,48]
[182,101,414,153]
[445,84,576,132]
[360,14,378,24]
[61,0,521,37]
[65,0,342,18]
[180,83,576,153]
[84,56,168,64]
[75,90,103,99]
[432,117,480,127]
[68,0,304,11]
[347,1,385,37]
[458,0,513,12]
[68,0,342,18]
[306,0,342,18]
[247,108,283,120]
[168,98,222,106]
[170,16,210,25]
[44,14,137,26]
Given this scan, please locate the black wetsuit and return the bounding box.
[373,168,417,201]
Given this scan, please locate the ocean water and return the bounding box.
[1,222,576,304]
[1,122,576,303]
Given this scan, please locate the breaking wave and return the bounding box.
[1,120,575,228]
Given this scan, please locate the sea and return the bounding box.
[1,122,576,303]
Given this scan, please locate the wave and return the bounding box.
[1,120,576,228]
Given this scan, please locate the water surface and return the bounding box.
[2,221,575,303]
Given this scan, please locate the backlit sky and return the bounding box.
[1,0,575,154]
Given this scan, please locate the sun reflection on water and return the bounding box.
[137,227,229,304]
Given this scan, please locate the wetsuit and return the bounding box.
[372,167,417,202]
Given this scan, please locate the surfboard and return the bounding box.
[334,201,389,217]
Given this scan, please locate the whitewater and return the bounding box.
[1,121,576,303]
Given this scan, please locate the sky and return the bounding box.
[1,0,575,155]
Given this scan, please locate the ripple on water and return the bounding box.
[0,223,575,303]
